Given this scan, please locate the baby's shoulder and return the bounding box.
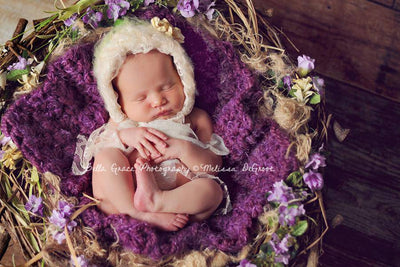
[186,107,213,134]
[188,107,210,121]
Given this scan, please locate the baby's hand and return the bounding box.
[119,127,168,159]
[152,138,185,164]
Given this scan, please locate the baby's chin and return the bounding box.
[130,112,178,122]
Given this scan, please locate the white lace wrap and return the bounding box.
[72,119,229,175]
[72,119,232,214]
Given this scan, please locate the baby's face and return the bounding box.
[114,50,185,122]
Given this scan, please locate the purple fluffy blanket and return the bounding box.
[1,8,297,260]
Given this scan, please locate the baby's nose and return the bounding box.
[151,94,166,107]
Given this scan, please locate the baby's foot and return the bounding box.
[134,157,162,212]
[143,213,189,232]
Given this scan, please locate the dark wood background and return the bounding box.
[253,0,400,266]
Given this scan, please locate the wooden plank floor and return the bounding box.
[259,0,400,103]
[253,0,400,266]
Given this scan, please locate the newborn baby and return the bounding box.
[72,18,231,231]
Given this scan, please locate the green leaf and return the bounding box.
[166,0,178,7]
[35,34,57,40]
[27,232,41,253]
[31,166,39,183]
[114,19,125,27]
[288,89,296,97]
[15,203,30,221]
[260,242,273,254]
[309,93,321,104]
[6,67,30,81]
[3,176,13,198]
[286,171,303,188]
[267,216,278,228]
[277,79,284,89]
[34,15,57,32]
[58,0,99,20]
[269,201,279,209]
[69,29,80,41]
[275,227,288,237]
[130,0,144,11]
[291,220,308,236]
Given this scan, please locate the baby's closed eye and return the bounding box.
[135,95,146,101]
[161,83,176,91]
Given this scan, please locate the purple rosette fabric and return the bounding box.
[1,6,297,260]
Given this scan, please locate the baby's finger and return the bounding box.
[145,132,168,149]
[147,128,168,140]
[153,156,166,164]
[137,144,149,159]
[141,139,161,157]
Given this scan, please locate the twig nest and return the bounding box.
[268,53,293,83]
[273,96,311,135]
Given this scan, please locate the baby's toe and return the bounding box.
[174,215,189,228]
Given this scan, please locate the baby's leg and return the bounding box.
[92,148,188,231]
[92,147,136,215]
[134,158,223,221]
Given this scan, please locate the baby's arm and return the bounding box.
[154,108,222,174]
[118,127,168,160]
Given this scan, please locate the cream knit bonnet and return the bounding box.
[93,18,196,123]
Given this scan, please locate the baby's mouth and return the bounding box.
[155,110,172,118]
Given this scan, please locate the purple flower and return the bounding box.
[267,181,295,204]
[269,233,292,264]
[105,0,130,21]
[283,75,292,89]
[144,0,155,6]
[237,259,257,267]
[49,210,67,229]
[1,136,11,146]
[177,0,199,18]
[197,0,215,20]
[305,152,326,170]
[269,233,289,254]
[82,7,103,28]
[303,170,324,191]
[52,230,66,244]
[7,56,28,71]
[70,255,89,267]
[58,200,73,217]
[49,200,77,245]
[312,76,325,96]
[297,55,315,77]
[275,253,290,265]
[25,195,43,216]
[64,14,78,27]
[67,220,77,231]
[205,7,215,20]
[278,204,305,226]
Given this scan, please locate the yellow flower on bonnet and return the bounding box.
[151,17,185,44]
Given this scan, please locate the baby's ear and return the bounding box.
[111,77,119,92]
